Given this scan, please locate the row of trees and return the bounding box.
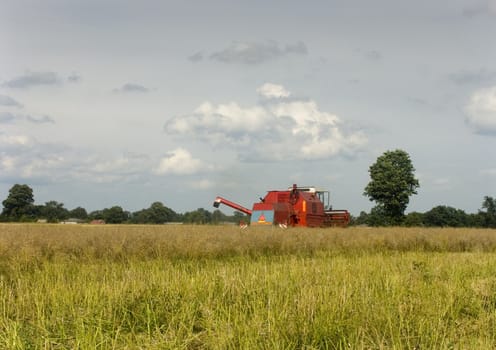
[0,184,249,224]
[1,149,495,227]
[353,197,496,228]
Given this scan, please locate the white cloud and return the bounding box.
[155,148,207,175]
[20,155,65,179]
[0,155,16,171]
[164,84,367,161]
[465,86,496,135]
[188,179,214,190]
[69,153,152,184]
[0,134,31,146]
[0,134,152,184]
[0,135,66,181]
[83,154,145,174]
[257,83,291,99]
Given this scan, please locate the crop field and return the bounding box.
[1,224,496,349]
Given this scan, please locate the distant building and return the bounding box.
[61,218,85,224]
[90,219,106,225]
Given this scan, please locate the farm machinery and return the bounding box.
[213,184,350,227]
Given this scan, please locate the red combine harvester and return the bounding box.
[213,184,350,227]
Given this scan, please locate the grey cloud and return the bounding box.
[67,73,82,83]
[354,48,383,61]
[0,112,17,123]
[3,71,62,88]
[0,112,55,124]
[449,69,496,85]
[0,95,23,108]
[113,83,150,93]
[365,50,382,61]
[209,40,308,65]
[26,115,55,124]
[467,123,496,136]
[284,42,308,55]
[407,97,429,106]
[462,2,496,18]
[462,6,484,18]
[188,52,204,63]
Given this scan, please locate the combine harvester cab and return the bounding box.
[213,184,350,227]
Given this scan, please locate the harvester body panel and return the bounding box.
[213,184,350,227]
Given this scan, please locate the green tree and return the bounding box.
[423,206,468,227]
[69,207,88,220]
[211,209,225,224]
[366,205,391,226]
[130,209,148,224]
[467,212,485,227]
[480,196,496,228]
[102,206,129,224]
[232,211,249,224]
[403,211,424,227]
[364,150,419,225]
[88,210,104,221]
[1,184,36,221]
[41,201,69,223]
[130,202,178,224]
[183,208,212,224]
[351,211,370,226]
[147,202,177,223]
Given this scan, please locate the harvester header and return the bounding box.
[213,184,350,227]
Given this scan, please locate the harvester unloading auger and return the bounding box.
[213,184,350,227]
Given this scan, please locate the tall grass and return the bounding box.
[1,224,496,348]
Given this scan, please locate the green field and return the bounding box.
[1,224,496,349]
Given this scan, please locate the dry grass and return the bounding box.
[1,224,496,261]
[1,224,496,349]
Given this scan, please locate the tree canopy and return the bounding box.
[423,206,468,227]
[41,201,69,223]
[1,184,35,221]
[480,196,496,228]
[102,206,129,224]
[364,149,419,225]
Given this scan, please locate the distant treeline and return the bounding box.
[1,184,495,227]
[352,196,496,228]
[0,184,249,225]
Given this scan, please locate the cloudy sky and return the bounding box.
[1,0,496,216]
